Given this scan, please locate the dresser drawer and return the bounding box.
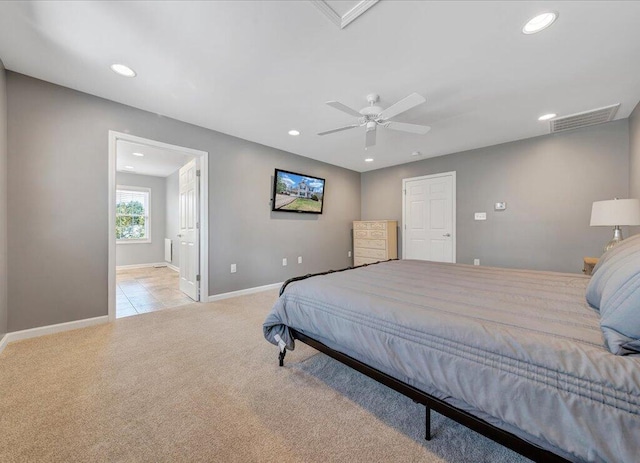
[354,229,387,239]
[354,238,386,250]
[354,248,387,259]
[369,229,387,239]
[354,222,371,230]
[354,221,389,230]
[354,257,381,266]
[354,229,369,239]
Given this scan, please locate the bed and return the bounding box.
[263,254,640,463]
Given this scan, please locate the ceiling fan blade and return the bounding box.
[326,101,363,118]
[317,124,359,136]
[378,93,426,121]
[384,121,431,135]
[365,128,376,147]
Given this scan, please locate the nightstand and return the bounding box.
[583,257,599,276]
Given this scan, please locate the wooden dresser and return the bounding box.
[353,220,398,266]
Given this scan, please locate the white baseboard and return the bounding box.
[116,262,168,270]
[2,316,109,346]
[0,282,280,352]
[166,263,179,272]
[0,333,8,355]
[208,282,283,302]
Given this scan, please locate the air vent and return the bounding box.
[550,104,619,133]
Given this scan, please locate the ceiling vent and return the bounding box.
[550,104,620,133]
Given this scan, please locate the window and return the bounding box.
[116,187,150,242]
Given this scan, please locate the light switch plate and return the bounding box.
[494,202,507,211]
[474,212,487,221]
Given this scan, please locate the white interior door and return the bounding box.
[179,159,199,300]
[403,172,455,262]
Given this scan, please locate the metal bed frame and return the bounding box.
[274,264,573,463]
[278,331,571,463]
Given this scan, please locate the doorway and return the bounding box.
[108,131,209,321]
[402,172,456,262]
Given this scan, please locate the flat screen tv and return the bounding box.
[272,168,325,214]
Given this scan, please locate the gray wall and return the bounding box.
[630,101,640,204]
[630,101,640,237]
[115,172,167,267]
[0,61,7,339]
[362,120,630,274]
[6,72,360,331]
[165,169,180,268]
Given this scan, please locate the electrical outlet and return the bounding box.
[474,259,480,266]
[474,212,487,221]
[282,258,287,266]
[298,256,302,264]
[230,264,237,273]
[348,251,352,258]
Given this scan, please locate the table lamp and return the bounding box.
[590,198,640,252]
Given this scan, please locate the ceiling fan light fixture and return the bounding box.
[522,12,558,34]
[110,63,136,77]
[319,92,430,149]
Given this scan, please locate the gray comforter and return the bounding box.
[263,260,640,463]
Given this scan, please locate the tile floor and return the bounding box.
[116,266,195,318]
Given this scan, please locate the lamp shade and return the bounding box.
[590,199,640,226]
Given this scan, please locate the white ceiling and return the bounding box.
[117,140,194,177]
[1,1,639,173]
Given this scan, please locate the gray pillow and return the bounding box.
[585,234,640,309]
[600,255,640,355]
[592,233,640,275]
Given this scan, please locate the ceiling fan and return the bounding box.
[318,93,431,148]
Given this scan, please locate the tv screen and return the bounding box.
[272,168,325,214]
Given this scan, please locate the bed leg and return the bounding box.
[278,348,287,367]
[425,406,432,441]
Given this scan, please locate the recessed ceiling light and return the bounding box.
[522,12,558,34]
[110,63,136,77]
[288,129,300,136]
[124,165,135,170]
[365,158,374,162]
[411,151,422,157]
[132,152,144,157]
[538,113,557,121]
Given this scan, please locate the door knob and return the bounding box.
[443,233,451,237]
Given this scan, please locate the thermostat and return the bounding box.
[494,202,507,211]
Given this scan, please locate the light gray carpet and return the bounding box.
[0,289,528,462]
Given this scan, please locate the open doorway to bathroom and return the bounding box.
[108,132,209,320]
